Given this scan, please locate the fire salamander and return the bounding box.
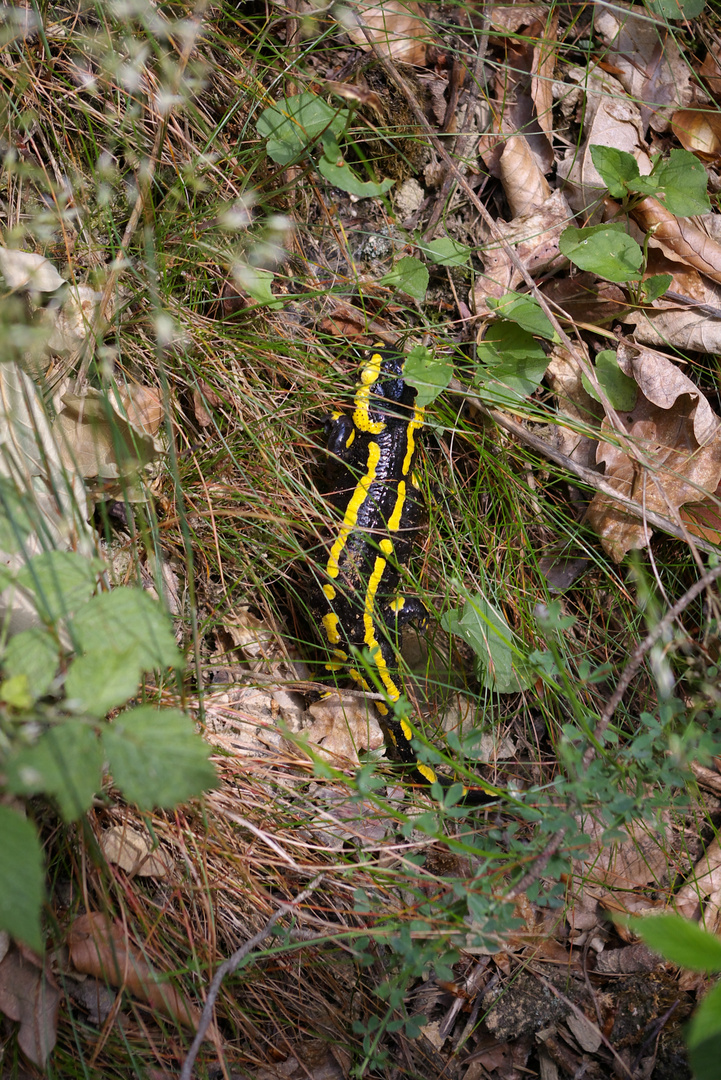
[310,346,494,804]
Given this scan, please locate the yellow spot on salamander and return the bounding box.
[363,555,402,701]
[410,472,420,490]
[322,612,341,644]
[416,762,437,784]
[388,482,406,532]
[332,648,348,661]
[389,596,405,613]
[345,428,355,449]
[326,440,381,578]
[400,718,413,742]
[322,583,336,600]
[379,538,393,555]
[353,352,386,434]
[401,405,425,475]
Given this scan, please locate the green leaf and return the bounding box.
[403,346,452,407]
[442,593,531,693]
[16,551,104,622]
[5,721,103,822]
[653,148,711,217]
[1,674,32,709]
[256,92,347,166]
[628,914,721,972]
[559,224,644,283]
[475,322,549,406]
[2,627,59,700]
[70,588,183,671]
[318,138,394,198]
[647,0,705,18]
[590,145,641,198]
[380,257,429,302]
[0,807,44,952]
[689,981,721,1080]
[102,706,217,809]
[581,350,637,411]
[486,293,558,341]
[65,646,145,716]
[640,274,672,303]
[233,265,283,310]
[417,237,471,267]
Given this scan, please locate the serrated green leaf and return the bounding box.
[256,92,347,166]
[590,145,641,198]
[486,293,558,341]
[318,144,394,198]
[442,593,531,693]
[5,721,103,822]
[2,627,59,700]
[654,148,711,217]
[65,646,144,716]
[0,807,44,951]
[380,257,429,302]
[102,706,217,808]
[16,550,104,622]
[689,981,721,1080]
[581,350,637,411]
[559,224,644,283]
[69,588,183,671]
[403,346,452,407]
[417,237,471,267]
[475,322,549,405]
[628,914,721,972]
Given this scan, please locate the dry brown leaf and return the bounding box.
[632,197,721,286]
[303,693,384,764]
[0,948,60,1066]
[594,1,693,133]
[700,45,721,98]
[586,345,721,561]
[624,249,721,352]
[487,19,554,176]
[343,1,428,66]
[545,346,602,469]
[101,824,171,878]
[675,838,721,920]
[68,912,206,1034]
[472,188,572,313]
[556,66,651,216]
[531,8,558,140]
[120,384,164,436]
[487,4,548,33]
[576,812,671,889]
[54,387,159,482]
[499,134,550,218]
[672,108,721,159]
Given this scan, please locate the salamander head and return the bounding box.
[360,346,416,418]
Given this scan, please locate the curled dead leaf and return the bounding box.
[0,949,60,1067]
[499,134,550,218]
[672,109,721,160]
[68,912,207,1034]
[631,197,721,287]
[304,692,384,764]
[586,345,721,560]
[342,1,428,66]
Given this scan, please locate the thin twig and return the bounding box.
[179,874,324,1080]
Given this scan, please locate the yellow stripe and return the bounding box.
[326,440,381,578]
[322,583,336,600]
[322,612,341,644]
[380,538,393,555]
[353,352,386,434]
[388,595,405,612]
[388,482,406,531]
[401,405,425,475]
[363,555,402,701]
